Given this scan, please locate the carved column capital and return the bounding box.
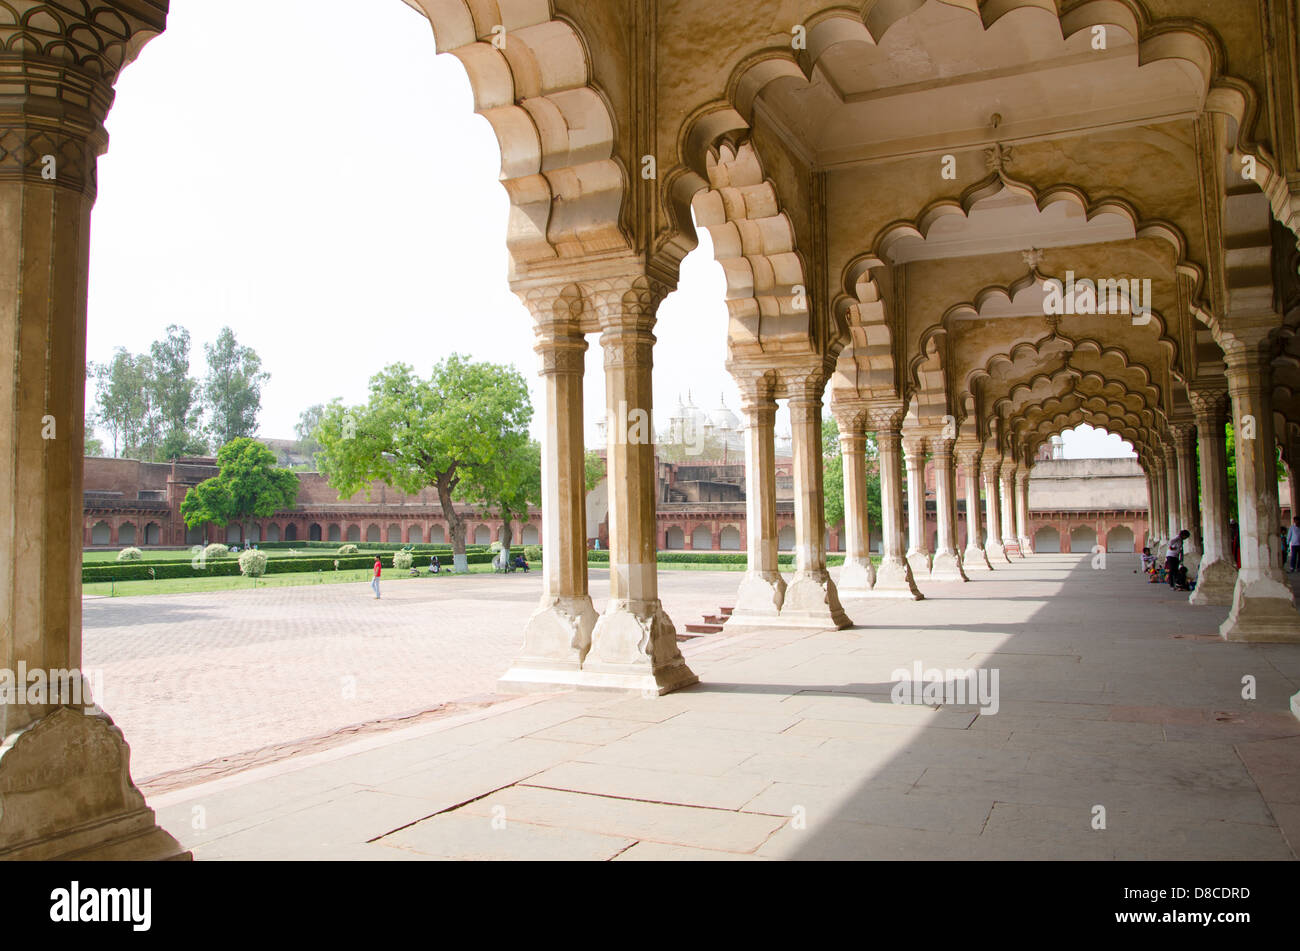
[0,2,167,197]
[1188,384,1231,425]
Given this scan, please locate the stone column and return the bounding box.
[0,5,185,860]
[999,460,1021,556]
[929,437,967,581]
[834,410,876,596]
[1189,386,1237,605]
[1015,464,1033,555]
[583,281,698,691]
[1142,468,1156,549]
[1162,440,1182,542]
[1220,338,1300,641]
[960,446,992,570]
[903,435,932,578]
[500,300,597,689]
[780,372,851,628]
[1171,421,1201,574]
[1149,457,1167,550]
[729,377,786,623]
[867,407,922,598]
[982,458,1008,563]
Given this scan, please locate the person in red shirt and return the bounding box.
[371,557,382,599]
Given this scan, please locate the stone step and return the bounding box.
[719,606,734,616]
[684,622,725,635]
[703,614,728,624]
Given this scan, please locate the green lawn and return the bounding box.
[82,563,507,597]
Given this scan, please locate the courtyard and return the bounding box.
[105,554,1300,861]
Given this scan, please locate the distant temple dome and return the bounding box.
[709,393,739,433]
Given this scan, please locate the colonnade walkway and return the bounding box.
[148,555,1300,860]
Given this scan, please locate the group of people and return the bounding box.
[1140,529,1195,591]
[370,551,531,599]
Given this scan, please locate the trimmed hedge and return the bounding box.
[82,550,495,583]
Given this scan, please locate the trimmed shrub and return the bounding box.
[116,547,143,562]
[393,550,413,570]
[82,548,500,584]
[489,540,503,553]
[524,545,542,563]
[204,543,230,560]
[337,544,359,555]
[238,549,268,577]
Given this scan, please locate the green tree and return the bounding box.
[313,355,533,568]
[584,449,606,492]
[180,437,299,542]
[91,348,159,459]
[203,327,268,448]
[84,432,105,457]
[150,325,207,459]
[294,403,327,462]
[822,416,881,537]
[460,438,542,557]
[1223,421,1286,522]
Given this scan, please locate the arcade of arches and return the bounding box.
[3,0,1300,860]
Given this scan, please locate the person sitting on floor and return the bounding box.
[513,553,529,572]
[428,555,440,575]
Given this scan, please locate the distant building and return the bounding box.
[82,455,540,549]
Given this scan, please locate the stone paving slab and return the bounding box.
[148,555,1300,860]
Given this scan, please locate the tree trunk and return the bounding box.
[436,471,467,571]
[501,517,514,564]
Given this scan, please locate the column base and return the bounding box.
[929,550,968,582]
[584,600,699,695]
[1188,558,1237,606]
[1219,576,1300,642]
[498,595,597,692]
[1018,538,1033,556]
[907,551,932,579]
[869,556,924,599]
[964,545,993,570]
[727,569,787,625]
[780,570,852,628]
[0,708,190,861]
[835,556,876,596]
[1291,690,1299,723]
[986,540,1010,564]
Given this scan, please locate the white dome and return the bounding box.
[710,394,739,432]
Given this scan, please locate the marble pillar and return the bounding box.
[729,383,786,623]
[1189,387,1237,605]
[1219,340,1300,642]
[929,438,967,581]
[868,411,923,599]
[1163,441,1182,542]
[999,461,1021,557]
[904,436,932,579]
[982,459,1008,564]
[1172,422,1202,575]
[961,447,992,570]
[584,291,698,691]
[500,305,598,689]
[1015,465,1033,555]
[0,7,185,859]
[835,413,876,596]
[780,375,851,628]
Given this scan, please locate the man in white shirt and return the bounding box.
[1166,530,1189,589]
[1287,518,1300,572]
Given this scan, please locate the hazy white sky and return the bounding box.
[86,0,1133,461]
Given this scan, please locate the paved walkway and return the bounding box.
[83,568,737,781]
[142,554,1300,860]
